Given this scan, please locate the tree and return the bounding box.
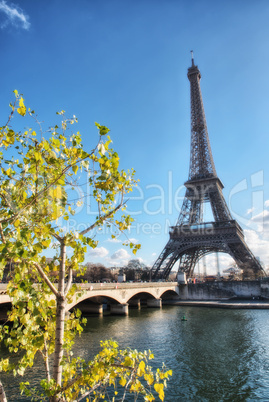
[74,262,116,283]
[0,93,171,401]
[127,259,147,271]
[122,259,150,282]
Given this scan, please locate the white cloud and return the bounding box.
[129,238,138,244]
[0,1,30,30]
[106,237,121,243]
[246,207,255,215]
[111,248,130,260]
[251,209,269,223]
[244,229,269,265]
[104,248,131,267]
[265,200,269,208]
[196,253,234,276]
[249,209,269,234]
[88,246,109,258]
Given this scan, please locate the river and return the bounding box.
[2,305,269,401]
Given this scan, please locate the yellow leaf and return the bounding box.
[34,151,41,161]
[53,187,62,199]
[154,383,164,401]
[119,377,126,387]
[14,219,20,228]
[17,97,26,116]
[72,165,79,174]
[124,356,133,367]
[137,360,145,377]
[6,167,12,176]
[42,239,51,247]
[145,373,154,385]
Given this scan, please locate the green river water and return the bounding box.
[1,305,269,401]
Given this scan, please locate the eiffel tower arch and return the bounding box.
[151,55,265,280]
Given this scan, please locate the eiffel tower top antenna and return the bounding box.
[190,50,194,66]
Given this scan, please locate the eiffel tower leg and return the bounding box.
[178,252,195,277]
[189,251,200,277]
[208,186,232,222]
[150,240,173,280]
[151,243,202,280]
[178,249,206,278]
[226,241,265,279]
[151,239,180,280]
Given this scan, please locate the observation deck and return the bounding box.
[169,220,244,240]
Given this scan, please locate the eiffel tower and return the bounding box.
[151,54,264,280]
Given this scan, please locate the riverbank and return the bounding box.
[164,299,269,309]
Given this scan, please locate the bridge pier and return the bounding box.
[178,284,189,300]
[128,299,141,309]
[110,303,129,315]
[147,298,162,308]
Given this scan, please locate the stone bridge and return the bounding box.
[0,282,180,316]
[1,280,269,317]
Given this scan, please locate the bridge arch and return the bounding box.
[67,293,122,311]
[160,289,180,299]
[126,290,160,303]
[67,283,179,312]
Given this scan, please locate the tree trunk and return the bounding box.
[0,380,7,402]
[51,240,66,401]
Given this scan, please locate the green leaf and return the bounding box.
[72,165,79,174]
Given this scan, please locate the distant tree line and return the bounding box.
[74,262,116,282]
[73,259,152,283]
[1,258,178,283]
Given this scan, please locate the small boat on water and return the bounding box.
[181,315,187,321]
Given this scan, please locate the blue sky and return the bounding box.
[1,0,269,273]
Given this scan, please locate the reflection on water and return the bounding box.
[2,306,269,401]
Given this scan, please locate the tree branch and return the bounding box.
[0,380,7,402]
[58,362,134,396]
[79,197,126,237]
[51,232,62,242]
[0,153,92,226]
[32,261,58,296]
[0,191,14,212]
[0,223,6,244]
[42,340,51,382]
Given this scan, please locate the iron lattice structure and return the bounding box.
[151,57,264,280]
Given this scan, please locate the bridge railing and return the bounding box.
[78,282,178,291]
[0,282,178,295]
